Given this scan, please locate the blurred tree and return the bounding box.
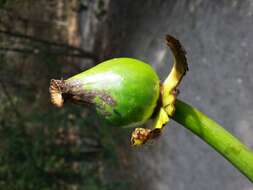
[0,1,131,190]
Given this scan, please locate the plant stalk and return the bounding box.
[173,99,253,182]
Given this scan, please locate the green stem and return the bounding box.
[173,99,253,182]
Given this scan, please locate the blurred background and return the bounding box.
[0,0,253,190]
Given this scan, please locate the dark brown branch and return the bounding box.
[0,30,98,60]
[0,46,97,59]
[0,47,38,54]
[0,29,74,49]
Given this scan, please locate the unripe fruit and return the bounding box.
[50,35,188,146]
[50,58,160,127]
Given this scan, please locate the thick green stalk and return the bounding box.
[173,99,253,182]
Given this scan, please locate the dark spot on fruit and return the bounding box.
[59,79,117,109]
[97,91,117,106]
[113,109,122,117]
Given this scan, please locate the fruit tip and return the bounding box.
[49,79,65,108]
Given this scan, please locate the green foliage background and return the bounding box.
[0,1,132,189]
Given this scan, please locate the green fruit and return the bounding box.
[50,58,160,127]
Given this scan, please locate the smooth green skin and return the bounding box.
[66,58,160,127]
[64,57,253,181]
[174,99,253,182]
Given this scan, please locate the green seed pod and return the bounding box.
[50,58,160,127]
[49,35,188,146]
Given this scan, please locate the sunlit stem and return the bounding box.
[173,99,253,182]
